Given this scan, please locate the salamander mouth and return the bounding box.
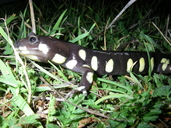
[16,48,42,56]
[15,49,47,62]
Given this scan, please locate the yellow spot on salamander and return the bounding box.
[162,63,168,71]
[86,72,94,83]
[105,59,114,73]
[161,58,170,71]
[150,57,154,72]
[127,58,133,73]
[161,58,167,63]
[83,64,90,68]
[52,53,67,64]
[78,49,86,60]
[91,56,98,71]
[65,60,77,69]
[77,86,85,91]
[25,55,40,61]
[38,43,50,54]
[18,46,28,51]
[139,57,145,72]
[17,46,30,54]
[161,58,170,64]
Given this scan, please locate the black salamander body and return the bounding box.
[14,33,171,95]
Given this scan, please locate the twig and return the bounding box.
[152,22,171,46]
[106,0,137,29]
[165,14,170,37]
[29,0,36,33]
[159,119,169,128]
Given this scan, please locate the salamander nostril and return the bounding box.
[14,41,19,48]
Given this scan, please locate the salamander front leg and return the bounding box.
[66,65,94,98]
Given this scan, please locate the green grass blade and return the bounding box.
[0,59,18,94]
[98,88,128,94]
[0,26,9,42]
[31,61,63,83]
[51,9,67,35]
[97,78,133,94]
[130,72,143,88]
[1,14,18,27]
[48,61,69,81]
[35,83,72,92]
[95,93,132,104]
[12,95,35,116]
[69,23,96,43]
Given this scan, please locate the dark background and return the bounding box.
[0,0,171,18]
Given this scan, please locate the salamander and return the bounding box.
[14,32,171,95]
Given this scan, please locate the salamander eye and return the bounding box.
[29,35,39,44]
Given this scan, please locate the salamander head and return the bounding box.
[14,32,70,64]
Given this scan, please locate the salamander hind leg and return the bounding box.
[157,63,171,74]
[77,65,94,95]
